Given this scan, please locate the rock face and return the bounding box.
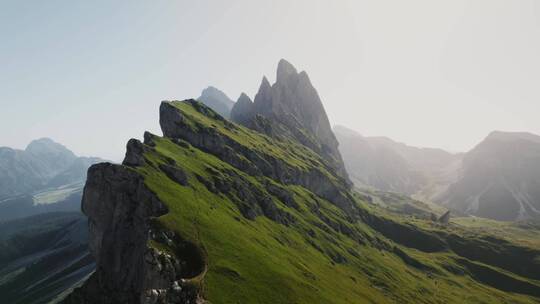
[197,86,235,119]
[63,161,203,304]
[436,131,540,221]
[230,59,350,184]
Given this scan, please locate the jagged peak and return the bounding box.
[298,70,310,81]
[261,76,271,90]
[276,59,298,83]
[254,76,272,103]
[231,93,254,124]
[237,92,253,104]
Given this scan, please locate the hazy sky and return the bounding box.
[2,0,540,161]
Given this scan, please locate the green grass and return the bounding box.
[131,101,540,304]
[452,217,540,249]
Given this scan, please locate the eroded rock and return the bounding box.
[62,163,203,303]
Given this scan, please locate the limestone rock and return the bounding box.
[230,59,350,184]
[63,160,203,303]
[123,139,152,167]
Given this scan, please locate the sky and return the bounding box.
[1,0,540,161]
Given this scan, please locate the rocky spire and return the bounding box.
[230,93,254,124]
[230,59,351,185]
[252,76,274,116]
[276,59,298,84]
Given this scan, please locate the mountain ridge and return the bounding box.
[335,126,540,221]
[436,130,540,221]
[64,99,540,304]
[0,138,104,200]
[62,61,540,303]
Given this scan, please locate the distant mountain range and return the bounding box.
[334,126,459,195]
[0,138,104,222]
[335,126,540,221]
[0,139,100,303]
[436,131,540,221]
[0,138,103,200]
[197,86,235,119]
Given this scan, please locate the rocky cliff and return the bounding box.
[63,161,204,304]
[230,59,350,184]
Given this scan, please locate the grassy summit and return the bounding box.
[126,100,539,303]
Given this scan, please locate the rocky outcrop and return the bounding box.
[63,161,204,304]
[438,210,450,224]
[124,138,153,167]
[197,86,235,119]
[230,59,350,184]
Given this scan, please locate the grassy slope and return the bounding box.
[134,101,539,304]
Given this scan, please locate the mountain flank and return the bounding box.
[436,131,540,221]
[336,126,540,221]
[64,61,540,303]
[334,125,460,195]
